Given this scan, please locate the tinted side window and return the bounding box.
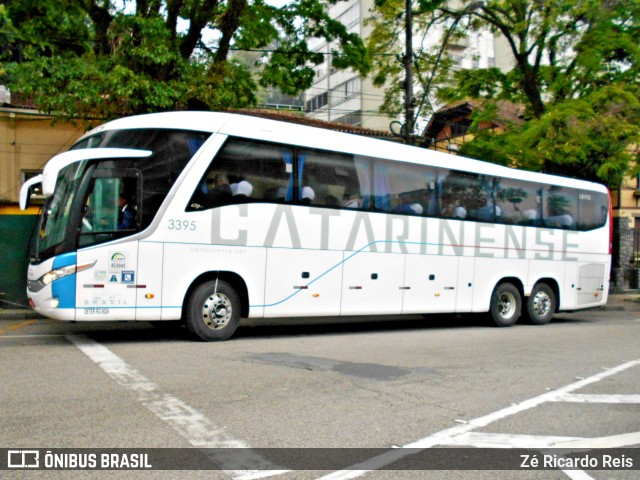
[299,149,370,208]
[373,162,438,216]
[188,138,293,210]
[440,170,493,221]
[543,185,577,229]
[78,169,141,248]
[578,190,608,230]
[495,178,543,226]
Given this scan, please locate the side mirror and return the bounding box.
[19,174,43,210]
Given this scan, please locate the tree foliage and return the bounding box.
[0,0,370,119]
[369,0,640,186]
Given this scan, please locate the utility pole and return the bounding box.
[403,0,415,145]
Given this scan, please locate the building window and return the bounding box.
[306,92,329,112]
[449,119,471,137]
[330,78,361,107]
[333,111,363,126]
[337,3,360,30]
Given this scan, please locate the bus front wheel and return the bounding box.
[525,282,556,325]
[186,280,240,341]
[490,283,521,327]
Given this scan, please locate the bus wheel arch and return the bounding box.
[183,272,249,341]
[489,278,523,327]
[184,272,249,318]
[525,279,558,325]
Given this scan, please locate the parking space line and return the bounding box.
[440,432,584,448]
[551,393,640,403]
[553,431,640,449]
[67,335,289,480]
[317,359,640,480]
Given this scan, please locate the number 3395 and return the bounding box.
[168,219,196,231]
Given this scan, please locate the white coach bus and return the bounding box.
[20,112,612,341]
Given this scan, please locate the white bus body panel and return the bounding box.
[264,248,343,317]
[136,242,164,321]
[341,251,404,315]
[75,242,138,320]
[402,254,458,314]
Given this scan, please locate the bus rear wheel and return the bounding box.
[186,280,240,341]
[525,282,556,325]
[490,282,521,327]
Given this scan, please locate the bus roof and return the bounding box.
[82,111,609,194]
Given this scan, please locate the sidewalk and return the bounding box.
[605,292,640,312]
[2,292,640,320]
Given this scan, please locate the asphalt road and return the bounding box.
[1,307,639,479]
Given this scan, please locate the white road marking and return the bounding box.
[550,393,640,403]
[67,335,288,479]
[439,432,585,448]
[562,470,596,480]
[317,359,640,480]
[552,431,640,449]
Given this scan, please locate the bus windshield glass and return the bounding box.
[31,128,210,262]
[31,161,88,262]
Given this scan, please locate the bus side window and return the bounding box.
[373,162,435,216]
[299,149,370,209]
[79,174,139,247]
[543,186,577,229]
[578,190,608,231]
[187,138,294,210]
[440,171,487,220]
[495,178,542,226]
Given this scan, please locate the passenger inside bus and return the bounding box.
[117,194,136,230]
[300,186,315,205]
[232,180,253,201]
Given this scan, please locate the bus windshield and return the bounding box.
[31,161,89,262]
[30,128,210,263]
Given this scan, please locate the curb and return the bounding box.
[0,309,45,321]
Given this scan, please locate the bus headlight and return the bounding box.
[41,265,77,286]
[39,261,96,287]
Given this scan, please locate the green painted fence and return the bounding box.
[0,215,38,307]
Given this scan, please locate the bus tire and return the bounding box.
[525,282,556,325]
[186,280,240,341]
[490,282,521,327]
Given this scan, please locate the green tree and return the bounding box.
[0,0,370,119]
[461,84,640,185]
[369,0,640,186]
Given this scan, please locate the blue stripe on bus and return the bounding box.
[254,239,400,308]
[52,252,77,309]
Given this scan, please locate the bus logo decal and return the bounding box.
[109,252,128,270]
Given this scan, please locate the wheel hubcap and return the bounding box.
[532,291,551,317]
[202,294,232,330]
[498,292,516,319]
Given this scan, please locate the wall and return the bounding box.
[611,173,640,291]
[0,109,90,306]
[0,109,87,203]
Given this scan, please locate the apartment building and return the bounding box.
[303,0,512,132]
